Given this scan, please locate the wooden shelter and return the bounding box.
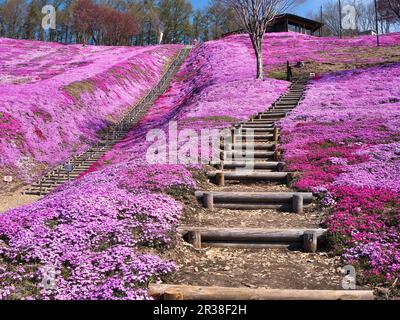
[268,14,323,35]
[222,14,323,37]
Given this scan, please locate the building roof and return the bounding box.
[273,14,323,33]
[222,13,323,37]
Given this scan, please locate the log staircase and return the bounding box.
[149,78,375,300]
[22,46,192,196]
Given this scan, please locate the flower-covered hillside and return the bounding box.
[0,36,288,299]
[223,32,400,78]
[89,36,289,167]
[0,38,181,181]
[280,64,400,287]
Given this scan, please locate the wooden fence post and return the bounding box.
[203,192,214,210]
[216,171,225,186]
[274,150,281,161]
[231,128,236,144]
[292,194,304,214]
[187,230,202,249]
[274,127,279,148]
[303,230,318,253]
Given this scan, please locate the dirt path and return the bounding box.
[167,179,343,290]
[0,183,40,213]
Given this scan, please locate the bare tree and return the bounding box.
[385,0,400,19]
[357,1,376,32]
[223,0,295,80]
[321,0,342,36]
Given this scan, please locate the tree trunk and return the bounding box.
[250,35,264,80]
[256,47,263,80]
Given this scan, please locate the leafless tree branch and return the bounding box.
[223,0,296,79]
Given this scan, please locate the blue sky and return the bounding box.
[190,0,325,17]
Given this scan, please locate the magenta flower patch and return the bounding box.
[280,63,400,286]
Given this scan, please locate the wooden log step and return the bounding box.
[23,191,48,196]
[29,185,60,191]
[279,97,300,101]
[271,108,294,113]
[239,127,275,131]
[256,116,284,121]
[25,186,51,191]
[275,103,298,107]
[207,171,288,182]
[29,184,55,189]
[195,191,313,212]
[272,106,296,110]
[274,100,298,105]
[237,121,275,126]
[238,128,274,133]
[217,161,284,170]
[274,101,297,105]
[215,203,295,210]
[44,175,81,181]
[274,99,300,105]
[237,131,275,137]
[195,191,314,203]
[241,119,275,124]
[275,101,299,105]
[205,243,293,249]
[233,135,273,141]
[31,179,73,186]
[272,106,297,110]
[259,112,287,117]
[240,121,275,125]
[221,151,275,159]
[149,284,375,300]
[240,124,275,129]
[257,112,287,116]
[287,91,303,94]
[180,227,327,245]
[262,113,288,118]
[221,143,276,150]
[239,123,276,128]
[282,96,301,100]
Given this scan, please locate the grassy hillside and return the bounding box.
[223,32,400,79]
[280,63,400,287]
[0,38,181,182]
